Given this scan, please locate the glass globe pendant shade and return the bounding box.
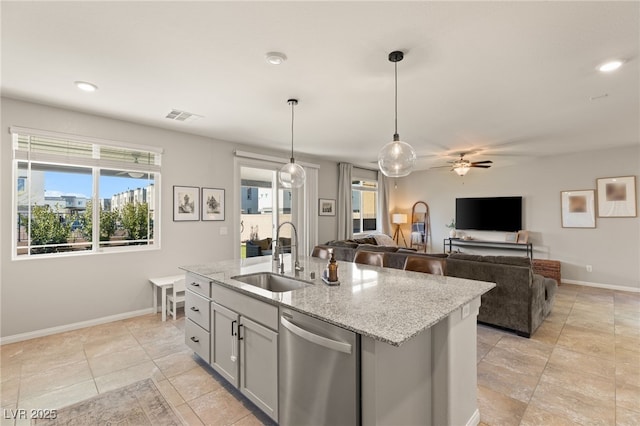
[378,138,417,178]
[278,159,306,189]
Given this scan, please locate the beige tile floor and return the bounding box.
[1,283,638,425]
[478,283,640,426]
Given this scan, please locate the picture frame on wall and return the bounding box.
[173,185,200,221]
[318,198,336,216]
[596,176,637,218]
[202,187,225,221]
[560,189,596,228]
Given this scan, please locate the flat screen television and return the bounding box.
[455,197,522,232]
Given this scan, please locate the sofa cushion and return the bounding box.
[325,240,359,249]
[448,253,531,267]
[353,236,378,245]
[356,244,399,253]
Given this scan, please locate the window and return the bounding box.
[352,179,378,234]
[12,127,162,258]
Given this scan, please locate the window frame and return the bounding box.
[11,127,163,260]
[351,178,379,236]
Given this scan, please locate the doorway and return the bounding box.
[240,166,292,258]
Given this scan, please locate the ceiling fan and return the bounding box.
[433,153,493,176]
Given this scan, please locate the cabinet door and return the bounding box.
[211,302,239,387]
[240,316,278,422]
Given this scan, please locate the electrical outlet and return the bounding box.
[219,226,228,236]
[586,265,593,272]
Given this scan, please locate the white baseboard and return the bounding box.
[562,279,640,293]
[466,409,481,426]
[0,307,155,345]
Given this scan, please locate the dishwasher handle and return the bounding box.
[280,316,352,354]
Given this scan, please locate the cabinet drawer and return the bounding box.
[185,273,211,298]
[211,282,278,330]
[186,290,211,331]
[185,319,210,363]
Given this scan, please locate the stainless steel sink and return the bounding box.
[231,272,312,292]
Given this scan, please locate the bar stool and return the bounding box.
[403,255,447,276]
[311,246,331,259]
[353,250,385,267]
[167,278,186,320]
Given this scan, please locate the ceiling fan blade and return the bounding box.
[429,165,452,169]
[470,160,493,165]
[471,165,492,168]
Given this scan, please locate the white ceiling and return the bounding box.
[2,1,638,171]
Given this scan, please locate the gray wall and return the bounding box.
[1,98,338,338]
[391,145,640,291]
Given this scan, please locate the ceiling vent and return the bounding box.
[165,109,203,123]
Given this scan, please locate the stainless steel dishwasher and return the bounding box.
[279,307,360,426]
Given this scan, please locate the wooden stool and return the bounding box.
[353,250,385,267]
[403,255,447,276]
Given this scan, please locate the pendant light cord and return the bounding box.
[394,61,398,136]
[289,100,295,161]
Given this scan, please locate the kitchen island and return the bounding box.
[181,255,495,426]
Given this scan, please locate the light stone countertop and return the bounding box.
[180,255,495,347]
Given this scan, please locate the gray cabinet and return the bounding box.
[211,302,239,387]
[239,316,278,421]
[185,276,279,423]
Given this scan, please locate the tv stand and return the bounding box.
[444,238,533,259]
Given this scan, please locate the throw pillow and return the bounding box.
[370,233,397,247]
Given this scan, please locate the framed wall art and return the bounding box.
[173,185,200,221]
[561,189,596,228]
[596,176,637,218]
[202,187,225,221]
[319,198,336,216]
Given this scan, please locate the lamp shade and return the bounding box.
[392,213,407,224]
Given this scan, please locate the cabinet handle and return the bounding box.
[190,306,199,312]
[238,323,244,340]
[190,336,199,343]
[190,282,200,287]
[231,320,237,336]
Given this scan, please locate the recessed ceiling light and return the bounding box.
[265,52,287,65]
[597,60,624,73]
[74,81,98,92]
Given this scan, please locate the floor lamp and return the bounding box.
[392,214,408,246]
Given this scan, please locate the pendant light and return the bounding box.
[278,99,306,189]
[378,50,417,178]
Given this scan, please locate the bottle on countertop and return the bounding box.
[327,249,338,282]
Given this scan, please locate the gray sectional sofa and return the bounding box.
[315,242,556,337]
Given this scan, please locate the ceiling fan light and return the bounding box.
[127,171,145,178]
[453,165,470,176]
[378,140,417,178]
[278,160,306,189]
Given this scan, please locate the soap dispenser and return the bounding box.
[324,249,339,285]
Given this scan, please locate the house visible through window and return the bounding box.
[352,179,378,234]
[12,128,162,258]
